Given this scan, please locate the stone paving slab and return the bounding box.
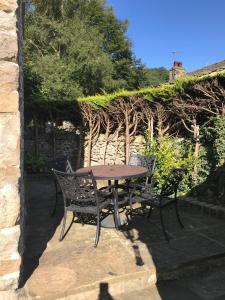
[19,176,225,299]
[198,225,225,247]
[23,231,155,299]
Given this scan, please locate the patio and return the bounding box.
[18,175,225,300]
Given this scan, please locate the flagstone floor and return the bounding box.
[18,175,225,300]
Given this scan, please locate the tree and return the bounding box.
[143,67,169,87]
[25,10,116,100]
[25,0,159,101]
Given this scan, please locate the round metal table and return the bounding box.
[76,165,148,227]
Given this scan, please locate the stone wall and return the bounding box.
[84,134,146,166]
[24,127,146,169]
[24,122,81,170]
[0,0,23,296]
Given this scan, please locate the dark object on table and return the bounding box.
[52,169,113,247]
[128,168,186,240]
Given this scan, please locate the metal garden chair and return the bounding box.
[51,158,74,215]
[119,154,156,193]
[52,169,113,247]
[128,168,186,240]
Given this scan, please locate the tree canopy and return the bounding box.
[24,0,168,102]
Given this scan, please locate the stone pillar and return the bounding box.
[0,0,23,296]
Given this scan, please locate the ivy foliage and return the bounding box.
[192,116,225,201]
[79,70,225,108]
[200,116,225,169]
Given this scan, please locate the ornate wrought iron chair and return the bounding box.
[52,169,113,247]
[51,158,74,215]
[65,159,73,173]
[128,168,186,240]
[119,154,156,193]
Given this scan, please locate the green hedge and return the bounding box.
[78,70,225,108]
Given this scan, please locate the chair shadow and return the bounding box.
[98,282,114,300]
[18,175,64,288]
[60,211,112,241]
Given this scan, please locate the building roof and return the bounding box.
[188,60,225,77]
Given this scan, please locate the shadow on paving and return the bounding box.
[121,204,225,299]
[97,282,114,300]
[19,175,64,287]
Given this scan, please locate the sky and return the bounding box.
[106,0,225,72]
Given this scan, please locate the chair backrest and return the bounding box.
[140,155,157,178]
[65,159,74,173]
[52,169,98,206]
[129,153,143,166]
[160,168,186,197]
[47,156,73,173]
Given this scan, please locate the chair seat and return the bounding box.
[67,198,111,214]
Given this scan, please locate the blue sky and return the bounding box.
[106,0,225,72]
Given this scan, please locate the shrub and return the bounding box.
[25,154,47,173]
[143,135,194,193]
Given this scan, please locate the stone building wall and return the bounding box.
[0,0,23,297]
[84,134,146,166]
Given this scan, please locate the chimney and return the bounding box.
[169,61,186,82]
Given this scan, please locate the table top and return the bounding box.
[76,164,148,180]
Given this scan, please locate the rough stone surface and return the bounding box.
[0,226,20,260]
[0,291,19,300]
[0,178,20,229]
[85,134,146,166]
[0,260,20,277]
[0,0,17,13]
[0,31,18,61]
[0,271,19,292]
[0,0,22,293]
[0,226,20,291]
[25,125,146,170]
[0,61,19,92]
[0,92,18,112]
[0,11,16,32]
[0,113,20,168]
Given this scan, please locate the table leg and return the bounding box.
[101,179,127,229]
[113,180,122,228]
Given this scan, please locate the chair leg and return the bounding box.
[59,210,67,241]
[141,202,146,214]
[113,187,120,230]
[175,200,184,229]
[129,197,133,218]
[113,209,119,230]
[95,212,101,247]
[147,205,153,218]
[159,207,170,241]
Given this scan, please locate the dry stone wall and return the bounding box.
[24,127,146,169]
[0,0,23,295]
[84,134,146,166]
